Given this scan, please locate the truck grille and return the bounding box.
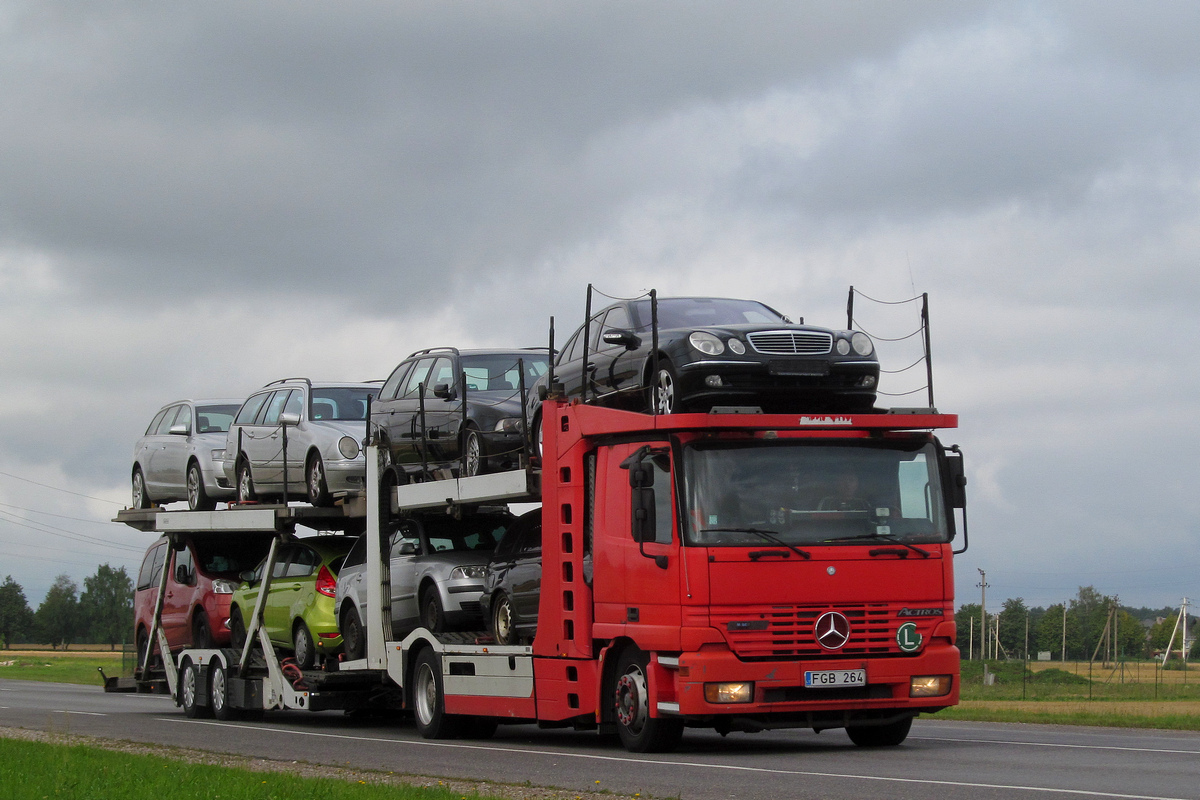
[712,603,940,659]
[747,331,832,355]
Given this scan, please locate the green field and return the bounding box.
[0,650,124,685]
[0,737,511,800]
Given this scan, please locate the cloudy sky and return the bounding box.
[1,1,1197,614]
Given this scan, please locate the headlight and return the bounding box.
[910,675,953,697]
[338,436,360,459]
[727,338,746,355]
[704,682,754,703]
[211,579,238,594]
[688,331,725,356]
[494,418,523,433]
[835,339,851,355]
[450,565,486,580]
[851,332,874,356]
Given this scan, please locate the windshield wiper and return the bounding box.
[825,532,930,558]
[700,528,811,560]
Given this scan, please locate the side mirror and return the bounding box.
[279,411,301,426]
[168,424,189,436]
[174,564,191,585]
[433,383,456,400]
[943,446,967,509]
[239,569,256,584]
[396,541,418,556]
[602,329,641,351]
[631,486,656,544]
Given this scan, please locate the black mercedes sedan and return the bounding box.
[536,296,879,418]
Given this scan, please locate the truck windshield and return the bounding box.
[682,440,950,547]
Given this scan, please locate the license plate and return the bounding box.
[804,669,866,688]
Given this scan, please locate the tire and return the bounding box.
[192,612,213,649]
[341,605,365,660]
[180,658,211,719]
[411,648,461,739]
[229,607,247,650]
[236,459,256,503]
[293,621,316,670]
[132,467,151,509]
[462,427,485,477]
[209,660,242,721]
[651,360,680,415]
[379,468,399,524]
[306,454,331,507]
[613,648,683,753]
[187,462,215,511]
[846,717,913,747]
[530,410,543,459]
[420,589,446,633]
[490,593,516,645]
[136,627,159,675]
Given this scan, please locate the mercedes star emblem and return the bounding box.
[814,611,851,650]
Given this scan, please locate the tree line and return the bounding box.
[0,565,133,649]
[956,585,1198,662]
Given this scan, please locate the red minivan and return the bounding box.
[133,534,272,668]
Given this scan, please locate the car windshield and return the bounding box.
[628,298,785,331]
[311,388,377,421]
[192,536,272,576]
[195,404,240,433]
[682,440,950,547]
[400,515,511,553]
[460,353,550,393]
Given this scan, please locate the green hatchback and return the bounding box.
[229,534,358,669]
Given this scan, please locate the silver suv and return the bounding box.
[334,510,512,658]
[222,379,379,506]
[132,399,242,510]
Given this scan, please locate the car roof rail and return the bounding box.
[262,377,313,389]
[405,346,461,359]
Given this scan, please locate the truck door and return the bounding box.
[592,442,683,648]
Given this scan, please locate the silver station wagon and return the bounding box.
[222,378,379,506]
[132,399,243,510]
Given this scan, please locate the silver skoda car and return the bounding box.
[334,510,512,658]
[132,399,243,511]
[222,379,379,507]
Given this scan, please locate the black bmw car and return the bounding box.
[535,296,879,419]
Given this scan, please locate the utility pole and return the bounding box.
[977,568,988,661]
[1062,601,1067,662]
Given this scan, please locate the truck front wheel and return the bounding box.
[612,648,683,753]
[180,658,211,719]
[412,648,461,739]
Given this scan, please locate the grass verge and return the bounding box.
[0,653,122,685]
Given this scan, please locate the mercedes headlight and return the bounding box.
[338,436,361,459]
[851,332,874,356]
[688,331,725,356]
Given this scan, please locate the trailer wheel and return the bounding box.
[209,660,241,722]
[846,717,912,747]
[341,606,365,660]
[180,658,211,719]
[612,648,683,753]
[412,648,461,739]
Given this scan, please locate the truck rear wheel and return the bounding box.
[412,648,461,739]
[209,660,241,722]
[846,716,912,747]
[180,658,211,719]
[613,648,683,753]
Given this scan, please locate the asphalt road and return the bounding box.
[2,678,1198,800]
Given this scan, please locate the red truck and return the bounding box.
[117,396,966,754]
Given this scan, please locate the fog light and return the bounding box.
[910,675,952,697]
[704,682,754,703]
[861,375,876,388]
[705,375,724,388]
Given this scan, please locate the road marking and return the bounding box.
[52,710,106,717]
[161,719,1191,800]
[912,735,1200,756]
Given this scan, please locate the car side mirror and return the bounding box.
[174,564,191,585]
[239,569,257,584]
[168,424,189,436]
[602,329,641,350]
[396,541,418,556]
[433,383,456,400]
[279,411,301,426]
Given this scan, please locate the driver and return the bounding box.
[817,464,872,512]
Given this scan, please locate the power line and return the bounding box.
[0,469,124,505]
[0,500,124,527]
[0,511,144,553]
